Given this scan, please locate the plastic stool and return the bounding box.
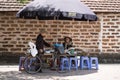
[19,57,25,71]
[80,56,90,69]
[90,57,98,70]
[60,58,70,71]
[70,57,78,70]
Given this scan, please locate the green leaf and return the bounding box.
[17,0,28,3]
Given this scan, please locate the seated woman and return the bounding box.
[63,37,74,54]
[63,36,73,49]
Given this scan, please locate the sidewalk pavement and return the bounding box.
[0,64,120,80]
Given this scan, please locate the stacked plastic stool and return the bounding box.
[80,56,90,69]
[60,58,70,71]
[89,57,98,70]
[69,57,78,70]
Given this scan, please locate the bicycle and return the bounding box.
[22,42,42,74]
[23,42,69,74]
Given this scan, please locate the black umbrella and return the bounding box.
[16,0,97,21]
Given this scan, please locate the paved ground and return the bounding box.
[0,64,120,80]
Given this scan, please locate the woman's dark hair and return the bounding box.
[64,37,72,42]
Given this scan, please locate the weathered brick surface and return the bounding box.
[101,13,120,53]
[0,12,120,55]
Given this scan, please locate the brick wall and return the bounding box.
[100,13,120,53]
[0,11,120,56]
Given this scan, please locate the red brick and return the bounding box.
[7,20,14,23]
[103,26,110,28]
[102,39,109,42]
[72,21,79,24]
[102,46,110,48]
[30,21,37,24]
[16,45,25,47]
[103,32,110,35]
[13,32,21,34]
[73,39,80,41]
[73,33,79,35]
[109,43,116,45]
[90,33,98,35]
[43,25,49,28]
[88,29,94,32]
[81,39,88,42]
[0,20,5,23]
[1,24,9,27]
[74,25,82,28]
[112,19,119,21]
[11,24,18,27]
[11,48,21,51]
[111,26,118,28]
[108,29,115,31]
[63,21,70,24]
[116,36,120,38]
[80,29,87,32]
[30,35,36,37]
[51,25,57,28]
[107,49,115,52]
[0,41,8,44]
[91,39,98,41]
[71,29,78,32]
[81,33,89,35]
[25,24,33,27]
[1,17,9,20]
[92,25,99,28]
[102,43,107,45]
[111,39,118,41]
[116,50,120,52]
[20,35,28,37]
[83,25,91,28]
[107,22,114,25]
[89,21,97,24]
[107,36,114,38]
[9,35,16,37]
[3,45,13,47]
[107,16,115,18]
[4,38,11,40]
[21,28,28,31]
[116,22,120,25]
[0,48,8,51]
[112,46,119,48]
[103,19,110,21]
[53,21,62,24]
[25,32,33,34]
[7,28,15,31]
[10,41,17,44]
[38,21,46,24]
[0,28,5,31]
[112,33,119,35]
[2,32,11,34]
[65,25,73,28]
[86,36,93,38]
[63,29,70,32]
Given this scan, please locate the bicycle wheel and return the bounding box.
[23,56,42,74]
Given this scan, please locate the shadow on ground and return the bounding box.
[0,69,98,80]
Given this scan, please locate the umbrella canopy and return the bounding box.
[16,0,97,21]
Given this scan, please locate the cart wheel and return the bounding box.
[23,56,42,74]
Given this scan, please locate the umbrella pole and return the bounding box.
[51,16,59,70]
